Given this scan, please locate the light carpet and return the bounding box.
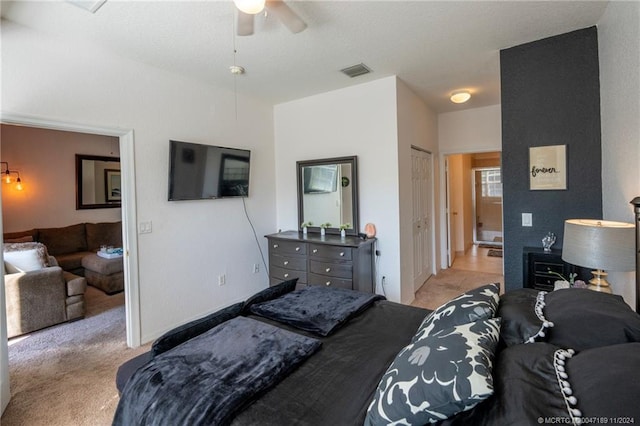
[2,286,149,426]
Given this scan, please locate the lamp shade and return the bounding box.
[562,219,635,271]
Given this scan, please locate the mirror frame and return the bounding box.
[76,154,121,210]
[297,156,359,236]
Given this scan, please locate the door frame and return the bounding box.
[439,149,504,271]
[0,113,141,347]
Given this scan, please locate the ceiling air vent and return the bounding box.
[340,63,372,78]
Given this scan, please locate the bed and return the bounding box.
[113,274,640,426]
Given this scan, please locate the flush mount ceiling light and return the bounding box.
[234,0,266,15]
[450,90,471,104]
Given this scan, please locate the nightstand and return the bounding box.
[522,247,587,291]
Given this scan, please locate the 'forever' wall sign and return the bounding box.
[529,144,567,190]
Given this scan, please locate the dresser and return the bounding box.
[265,231,376,293]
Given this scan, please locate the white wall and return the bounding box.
[437,104,502,268]
[598,1,640,307]
[396,78,439,303]
[1,125,122,231]
[275,76,404,300]
[274,76,438,304]
[1,20,276,343]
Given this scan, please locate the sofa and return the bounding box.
[3,221,122,276]
[3,242,87,338]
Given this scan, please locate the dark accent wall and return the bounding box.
[501,27,602,291]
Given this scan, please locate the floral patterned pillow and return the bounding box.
[412,283,500,342]
[365,317,501,425]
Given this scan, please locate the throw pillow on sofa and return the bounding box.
[3,242,50,273]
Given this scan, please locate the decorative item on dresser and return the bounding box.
[265,230,376,293]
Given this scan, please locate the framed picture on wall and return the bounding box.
[105,169,122,202]
[529,144,567,190]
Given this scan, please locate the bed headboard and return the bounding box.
[632,196,640,311]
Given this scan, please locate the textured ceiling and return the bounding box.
[1,1,609,113]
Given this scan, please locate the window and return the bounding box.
[480,169,502,197]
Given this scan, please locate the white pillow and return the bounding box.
[4,248,47,273]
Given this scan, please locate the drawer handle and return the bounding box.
[325,281,331,286]
[325,267,331,272]
[273,244,279,248]
[295,247,300,252]
[283,261,289,266]
[339,252,345,257]
[284,273,289,278]
[313,249,318,254]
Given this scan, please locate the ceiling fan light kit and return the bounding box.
[236,0,307,36]
[234,0,266,15]
[450,90,471,103]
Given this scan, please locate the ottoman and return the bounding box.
[81,253,124,295]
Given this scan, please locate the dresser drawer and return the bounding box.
[308,273,353,290]
[269,240,307,256]
[270,254,307,271]
[534,260,563,275]
[309,260,352,278]
[309,244,352,261]
[270,266,307,283]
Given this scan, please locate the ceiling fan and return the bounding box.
[234,0,307,36]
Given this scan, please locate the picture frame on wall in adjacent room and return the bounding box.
[105,169,122,202]
[529,144,567,191]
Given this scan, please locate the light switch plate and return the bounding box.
[522,213,533,227]
[139,221,152,234]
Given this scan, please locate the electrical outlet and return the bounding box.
[252,264,259,273]
[522,213,533,227]
[218,274,226,286]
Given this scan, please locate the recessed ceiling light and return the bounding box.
[450,90,471,104]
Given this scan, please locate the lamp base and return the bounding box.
[588,269,612,293]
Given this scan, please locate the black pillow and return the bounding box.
[544,289,640,351]
[497,288,553,347]
[151,302,243,357]
[241,278,298,315]
[567,342,640,419]
[441,342,578,425]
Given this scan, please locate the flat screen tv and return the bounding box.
[168,140,250,201]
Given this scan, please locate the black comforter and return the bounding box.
[113,316,321,426]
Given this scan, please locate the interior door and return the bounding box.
[411,148,433,292]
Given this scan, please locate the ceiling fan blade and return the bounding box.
[237,10,254,36]
[266,0,307,34]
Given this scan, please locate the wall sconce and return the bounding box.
[1,161,24,191]
[562,219,635,293]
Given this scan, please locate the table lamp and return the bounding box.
[562,219,635,293]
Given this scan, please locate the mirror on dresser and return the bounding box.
[297,156,359,236]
